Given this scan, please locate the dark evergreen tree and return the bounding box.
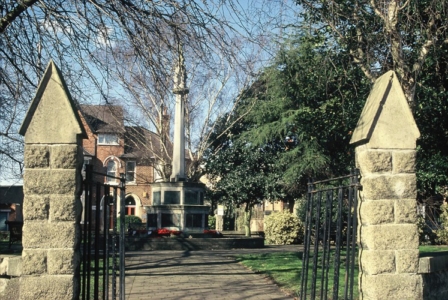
[204,35,369,235]
[236,35,369,194]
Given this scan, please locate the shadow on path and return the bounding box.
[125,246,301,300]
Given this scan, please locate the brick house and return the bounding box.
[0,185,23,231]
[79,105,167,223]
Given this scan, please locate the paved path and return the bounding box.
[125,246,301,300]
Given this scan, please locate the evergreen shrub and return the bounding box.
[118,215,143,232]
[436,204,448,244]
[417,213,437,245]
[208,215,216,229]
[264,211,303,245]
[125,215,143,227]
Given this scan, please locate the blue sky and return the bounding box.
[0,0,302,185]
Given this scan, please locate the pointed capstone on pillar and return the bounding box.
[18,61,87,300]
[350,71,422,299]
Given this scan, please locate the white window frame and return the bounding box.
[106,160,117,183]
[126,161,136,183]
[98,134,119,145]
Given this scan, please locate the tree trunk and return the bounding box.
[244,204,252,237]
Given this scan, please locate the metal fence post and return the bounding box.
[119,173,126,300]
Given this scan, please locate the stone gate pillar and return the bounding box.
[18,61,87,299]
[350,71,422,299]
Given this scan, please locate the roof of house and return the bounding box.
[80,105,125,134]
[80,105,188,163]
[122,126,172,161]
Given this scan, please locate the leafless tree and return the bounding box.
[1,0,298,183]
[106,40,258,182]
[296,0,448,106]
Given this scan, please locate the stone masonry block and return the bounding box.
[393,150,416,174]
[396,249,419,273]
[361,174,417,200]
[354,145,366,170]
[359,200,394,225]
[24,145,49,169]
[20,275,77,300]
[50,145,79,169]
[0,256,22,277]
[50,195,82,222]
[360,274,422,300]
[23,195,49,220]
[22,222,79,249]
[395,199,417,224]
[47,250,80,275]
[360,224,418,250]
[0,278,7,294]
[357,150,392,175]
[360,250,395,275]
[21,250,47,275]
[24,169,77,195]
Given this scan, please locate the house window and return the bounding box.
[199,192,204,205]
[161,213,180,228]
[98,134,119,145]
[126,161,136,182]
[125,196,136,215]
[186,214,203,228]
[164,191,180,204]
[185,190,199,204]
[147,213,157,228]
[153,191,161,205]
[106,160,117,183]
[0,210,10,231]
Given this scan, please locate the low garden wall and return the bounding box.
[126,236,264,251]
[419,253,448,299]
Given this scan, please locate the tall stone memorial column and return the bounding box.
[18,61,87,299]
[350,71,422,299]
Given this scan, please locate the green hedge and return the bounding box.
[264,211,303,245]
[118,215,142,231]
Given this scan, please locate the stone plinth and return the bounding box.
[146,181,209,232]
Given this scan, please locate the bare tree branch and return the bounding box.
[0,0,39,33]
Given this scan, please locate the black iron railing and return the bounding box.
[81,164,126,300]
[300,169,361,300]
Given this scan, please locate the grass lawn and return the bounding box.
[80,258,114,298]
[236,250,358,299]
[236,252,301,295]
[236,246,448,298]
[0,240,22,256]
[419,245,448,256]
